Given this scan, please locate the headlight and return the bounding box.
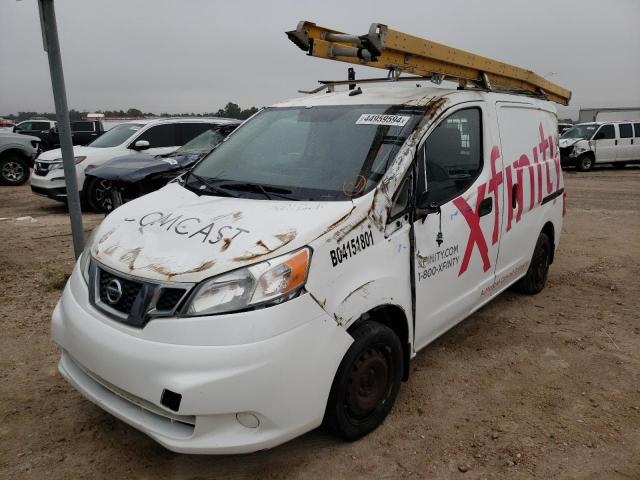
[50,156,87,170]
[184,247,311,316]
[78,229,98,284]
[79,248,91,284]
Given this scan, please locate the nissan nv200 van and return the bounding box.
[51,85,565,454]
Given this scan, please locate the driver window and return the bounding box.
[136,124,179,148]
[416,108,482,205]
[594,124,615,140]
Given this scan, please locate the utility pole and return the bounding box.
[37,0,84,258]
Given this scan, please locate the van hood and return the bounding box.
[559,137,585,148]
[90,183,360,283]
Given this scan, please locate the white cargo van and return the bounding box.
[51,21,569,454]
[51,84,565,453]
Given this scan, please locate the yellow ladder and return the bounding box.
[287,21,571,106]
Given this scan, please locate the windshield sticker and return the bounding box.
[129,126,141,131]
[342,175,367,197]
[356,114,410,127]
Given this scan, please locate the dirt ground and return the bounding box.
[1,167,639,480]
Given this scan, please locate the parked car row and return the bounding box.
[85,121,239,211]
[559,120,640,171]
[30,117,239,211]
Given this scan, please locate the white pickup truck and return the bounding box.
[559,121,640,171]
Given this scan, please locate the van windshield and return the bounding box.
[561,124,597,140]
[89,123,144,148]
[189,105,424,201]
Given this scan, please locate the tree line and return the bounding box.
[4,102,260,122]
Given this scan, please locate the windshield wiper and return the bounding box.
[220,181,300,201]
[186,172,238,197]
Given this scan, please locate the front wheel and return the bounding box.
[576,154,594,172]
[324,321,403,441]
[0,154,30,186]
[515,232,551,294]
[84,177,112,212]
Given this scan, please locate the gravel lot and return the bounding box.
[1,167,639,479]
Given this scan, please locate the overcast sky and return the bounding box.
[1,0,639,118]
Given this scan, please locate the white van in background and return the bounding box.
[559,121,640,171]
[31,118,238,210]
[51,84,565,454]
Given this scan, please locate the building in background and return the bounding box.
[578,107,640,123]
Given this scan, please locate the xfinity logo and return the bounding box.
[105,278,123,305]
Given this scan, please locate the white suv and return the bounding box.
[559,121,640,171]
[31,118,235,210]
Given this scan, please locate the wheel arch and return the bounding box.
[541,221,556,264]
[0,147,30,161]
[347,304,412,382]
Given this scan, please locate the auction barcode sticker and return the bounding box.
[356,114,410,127]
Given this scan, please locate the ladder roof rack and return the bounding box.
[286,21,571,106]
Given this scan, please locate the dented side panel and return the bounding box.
[305,191,413,339]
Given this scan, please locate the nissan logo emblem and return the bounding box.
[105,278,123,305]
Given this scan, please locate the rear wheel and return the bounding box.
[576,154,594,172]
[516,232,551,294]
[84,177,112,212]
[0,154,30,186]
[324,322,403,441]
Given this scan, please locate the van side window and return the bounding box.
[595,124,615,140]
[618,123,633,138]
[416,108,482,205]
[389,173,412,219]
[136,124,179,148]
[634,123,640,137]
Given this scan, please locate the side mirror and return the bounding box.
[132,140,150,150]
[12,126,18,132]
[415,191,440,218]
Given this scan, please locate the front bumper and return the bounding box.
[52,264,353,454]
[31,173,68,199]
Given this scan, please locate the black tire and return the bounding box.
[324,321,403,441]
[576,154,594,172]
[613,162,627,169]
[84,176,112,212]
[0,154,30,186]
[515,232,551,294]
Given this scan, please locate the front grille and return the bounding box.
[156,287,186,311]
[98,268,143,315]
[560,146,574,159]
[91,262,193,328]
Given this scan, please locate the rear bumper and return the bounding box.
[52,264,353,454]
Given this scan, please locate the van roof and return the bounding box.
[272,85,556,110]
